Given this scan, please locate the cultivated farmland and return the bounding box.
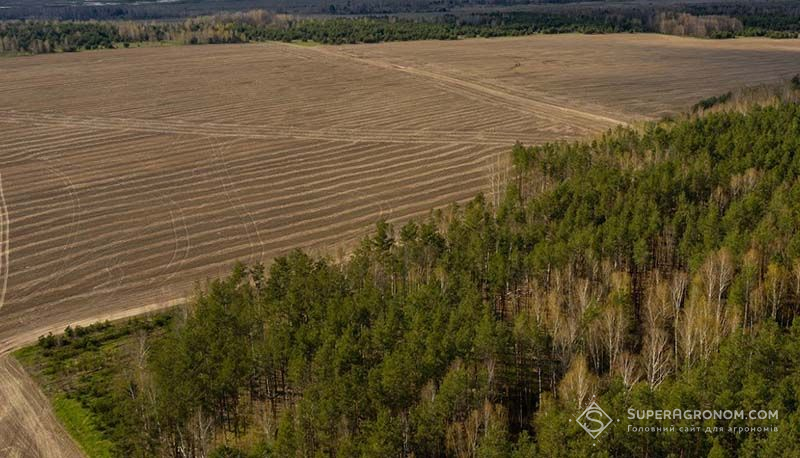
[332,34,800,119]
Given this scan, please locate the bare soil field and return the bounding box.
[0,40,608,353]
[0,34,798,456]
[332,34,800,120]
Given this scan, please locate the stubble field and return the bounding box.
[1,33,799,457]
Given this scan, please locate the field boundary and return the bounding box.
[0,298,185,356]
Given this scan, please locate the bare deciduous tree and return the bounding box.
[670,272,688,359]
[558,354,596,409]
[614,352,640,390]
[766,263,789,322]
[642,328,672,389]
[600,302,627,369]
[699,248,734,325]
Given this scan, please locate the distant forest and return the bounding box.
[2,0,573,20]
[1,1,799,55]
[1,0,799,21]
[19,84,800,457]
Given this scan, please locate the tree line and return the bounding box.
[30,85,800,457]
[684,1,800,38]
[2,5,799,55]
[0,10,644,54]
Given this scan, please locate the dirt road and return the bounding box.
[0,357,84,458]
